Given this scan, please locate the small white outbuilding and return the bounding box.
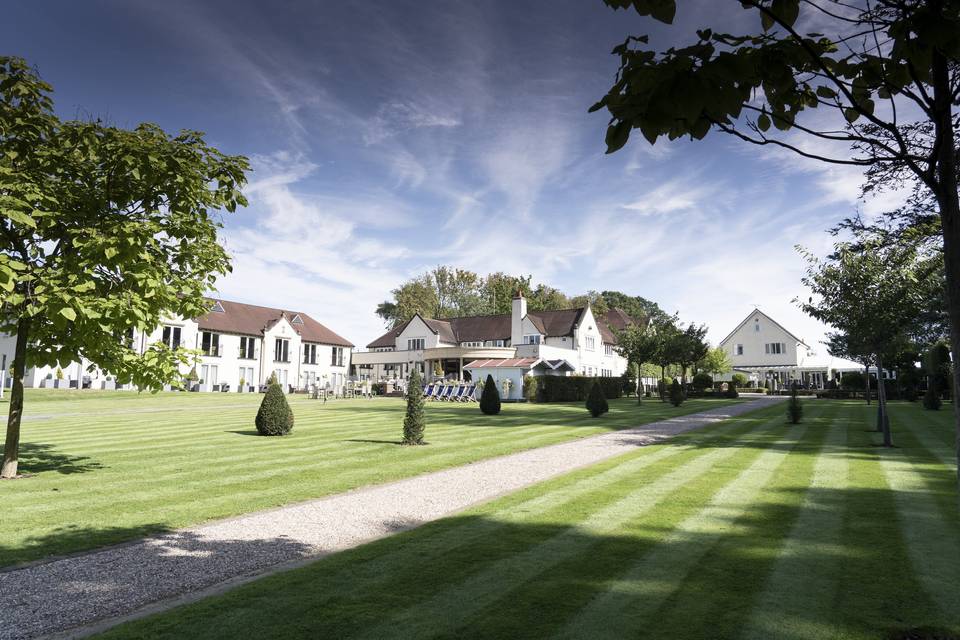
[464,358,576,401]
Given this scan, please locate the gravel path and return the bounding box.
[1,397,781,640]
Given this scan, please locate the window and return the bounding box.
[601,368,612,377]
[238,366,254,388]
[274,369,288,387]
[754,318,760,332]
[239,336,255,359]
[303,343,317,365]
[462,341,483,348]
[291,314,304,325]
[274,338,290,362]
[735,344,744,356]
[210,300,225,313]
[375,347,395,352]
[161,326,181,350]
[605,344,614,356]
[407,338,425,351]
[585,337,596,351]
[765,342,785,355]
[201,331,220,357]
[488,339,505,347]
[331,346,344,367]
[523,335,541,345]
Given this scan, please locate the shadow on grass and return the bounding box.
[11,442,104,475]
[224,429,262,436]
[93,480,959,640]
[344,439,405,446]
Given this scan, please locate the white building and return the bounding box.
[719,308,828,389]
[352,291,636,382]
[0,298,353,392]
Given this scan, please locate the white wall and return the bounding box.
[722,312,804,368]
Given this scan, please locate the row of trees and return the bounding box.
[615,313,729,399]
[375,266,667,327]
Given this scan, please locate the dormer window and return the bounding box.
[211,301,225,313]
[291,314,304,325]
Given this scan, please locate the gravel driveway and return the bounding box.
[0,397,780,640]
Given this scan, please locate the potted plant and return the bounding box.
[53,367,66,389]
[102,375,117,391]
[238,376,246,393]
[41,372,53,388]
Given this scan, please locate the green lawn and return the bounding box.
[99,400,960,640]
[0,389,737,567]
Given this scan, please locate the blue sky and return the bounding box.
[4,0,898,357]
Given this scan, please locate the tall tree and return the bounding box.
[601,290,668,323]
[0,57,248,478]
[591,0,960,481]
[696,346,732,377]
[800,238,938,446]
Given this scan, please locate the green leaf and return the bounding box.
[5,209,37,228]
[772,0,800,28]
[59,307,77,322]
[105,247,118,259]
[761,10,775,32]
[843,108,860,123]
[757,113,771,132]
[816,85,837,99]
[605,120,632,153]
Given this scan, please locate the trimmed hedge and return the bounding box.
[536,375,624,403]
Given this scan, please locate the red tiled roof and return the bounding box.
[196,299,353,347]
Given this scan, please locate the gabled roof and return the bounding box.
[196,299,354,347]
[366,306,640,349]
[719,308,808,349]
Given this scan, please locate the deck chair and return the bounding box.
[439,386,455,401]
[423,383,434,398]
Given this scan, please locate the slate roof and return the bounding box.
[366,307,639,349]
[195,299,354,347]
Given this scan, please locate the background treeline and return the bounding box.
[375,266,667,327]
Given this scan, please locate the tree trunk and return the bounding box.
[660,365,666,402]
[874,360,883,433]
[1,318,30,479]
[865,365,871,405]
[931,45,960,490]
[877,354,892,447]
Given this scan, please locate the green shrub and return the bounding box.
[692,372,713,392]
[536,376,623,402]
[402,369,426,444]
[923,384,942,411]
[480,374,501,415]
[669,379,684,406]
[726,381,739,399]
[787,382,802,424]
[731,373,748,388]
[586,379,608,417]
[903,385,919,402]
[840,371,866,390]
[523,375,538,403]
[255,380,294,436]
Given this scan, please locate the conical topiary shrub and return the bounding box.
[923,383,942,410]
[402,369,426,445]
[726,380,739,399]
[480,373,501,415]
[586,379,608,417]
[669,379,684,407]
[787,382,803,424]
[255,379,294,436]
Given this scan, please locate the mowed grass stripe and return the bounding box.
[879,418,960,620]
[349,409,792,640]
[1,392,747,565]
[558,416,818,639]
[741,408,850,640]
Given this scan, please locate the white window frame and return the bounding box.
[735,344,743,356]
[523,334,542,345]
[407,338,425,351]
[585,337,596,351]
[274,338,290,362]
[161,325,181,350]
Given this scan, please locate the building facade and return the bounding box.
[352,292,636,382]
[0,299,353,392]
[719,308,828,389]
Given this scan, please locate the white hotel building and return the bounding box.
[352,291,636,383]
[0,299,353,392]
